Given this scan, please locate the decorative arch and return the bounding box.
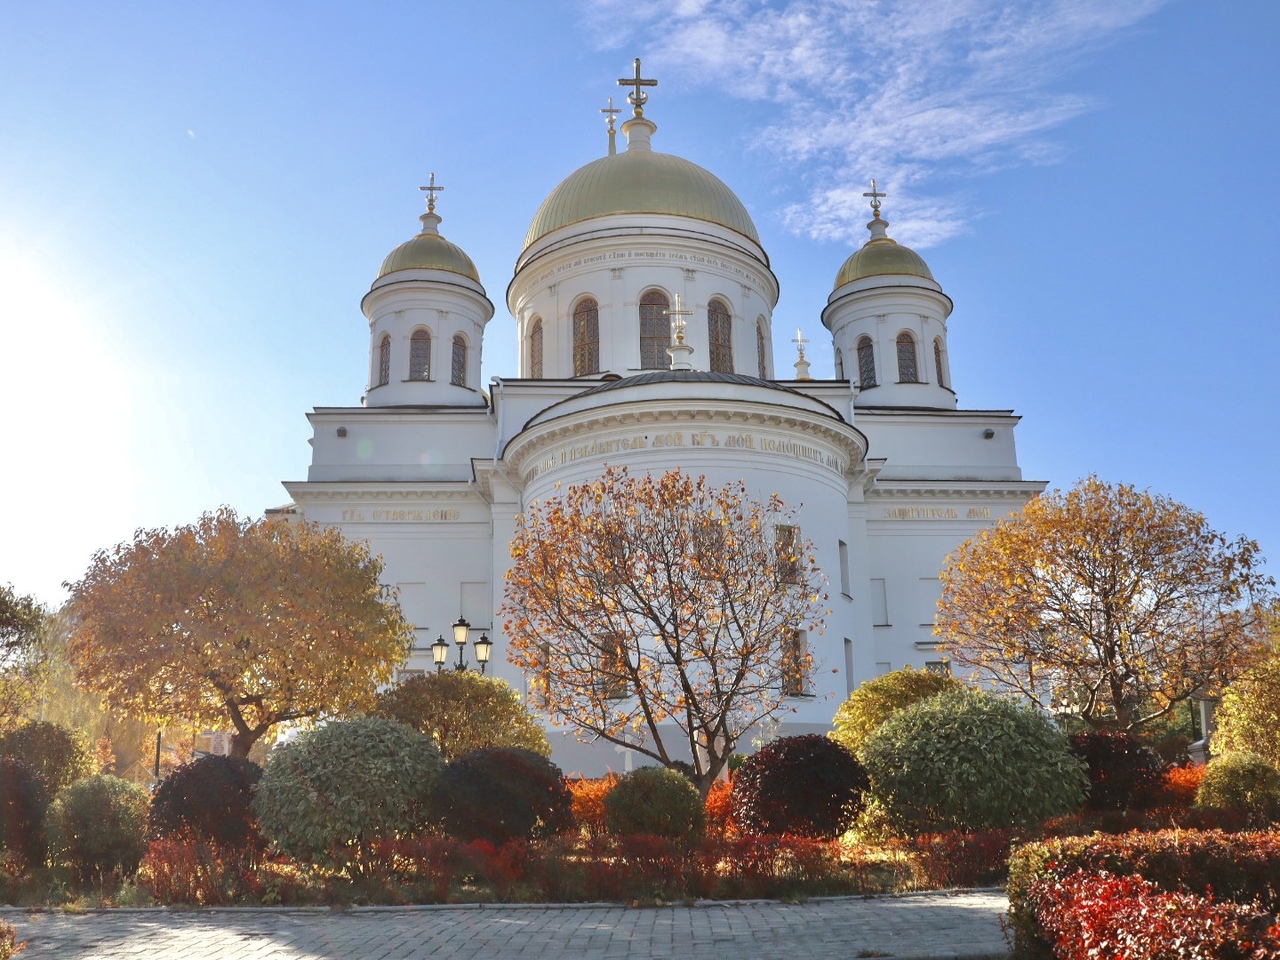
[572,297,599,376]
[856,335,876,387]
[451,333,467,386]
[639,289,671,370]
[529,317,544,378]
[933,336,947,388]
[707,297,733,373]
[896,331,919,383]
[409,328,431,381]
[377,333,391,387]
[757,318,768,379]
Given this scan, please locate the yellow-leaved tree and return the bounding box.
[66,508,412,757]
[936,476,1274,731]
[501,467,827,796]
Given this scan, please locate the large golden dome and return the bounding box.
[834,215,934,288]
[523,121,760,250]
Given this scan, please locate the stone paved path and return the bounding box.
[3,891,1009,959]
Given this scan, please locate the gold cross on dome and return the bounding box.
[419,172,444,214]
[863,178,886,218]
[618,58,657,116]
[665,293,693,340]
[792,328,810,360]
[600,96,621,132]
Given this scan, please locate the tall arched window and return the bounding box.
[707,297,733,373]
[377,334,391,387]
[834,347,844,380]
[933,337,946,388]
[896,332,919,383]
[639,290,670,370]
[451,334,467,386]
[572,298,599,376]
[409,329,431,381]
[529,318,544,378]
[757,320,768,379]
[856,335,876,387]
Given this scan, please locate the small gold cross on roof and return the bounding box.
[863,178,886,218]
[600,96,621,132]
[419,173,444,214]
[792,327,810,360]
[618,58,657,117]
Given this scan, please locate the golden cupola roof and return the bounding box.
[377,179,481,283]
[522,114,760,251]
[833,186,934,288]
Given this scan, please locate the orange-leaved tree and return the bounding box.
[936,476,1274,731]
[65,508,412,757]
[501,467,826,796]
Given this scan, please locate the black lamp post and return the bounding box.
[430,616,492,674]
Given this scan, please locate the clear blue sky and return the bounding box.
[2,0,1277,607]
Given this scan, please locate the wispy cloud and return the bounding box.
[583,0,1169,247]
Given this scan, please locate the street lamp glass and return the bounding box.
[452,616,471,647]
[474,632,492,664]
[432,635,449,666]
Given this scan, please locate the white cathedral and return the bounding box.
[278,65,1045,774]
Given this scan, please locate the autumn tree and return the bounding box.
[371,670,550,760]
[501,467,827,796]
[66,508,412,757]
[0,583,48,727]
[936,477,1274,732]
[1213,604,1280,765]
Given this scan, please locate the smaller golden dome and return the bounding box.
[834,215,934,288]
[377,213,481,283]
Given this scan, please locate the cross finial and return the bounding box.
[792,327,810,361]
[618,58,657,117]
[419,173,444,215]
[863,178,886,219]
[600,96,621,132]
[664,292,693,343]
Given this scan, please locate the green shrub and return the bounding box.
[861,688,1087,833]
[45,774,150,887]
[150,755,264,853]
[251,717,443,877]
[731,734,868,839]
[436,747,573,844]
[830,666,961,756]
[1196,752,1280,825]
[0,721,94,795]
[0,757,48,867]
[604,766,704,840]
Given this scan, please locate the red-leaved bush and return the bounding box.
[1024,869,1280,960]
[567,775,618,840]
[910,829,1012,889]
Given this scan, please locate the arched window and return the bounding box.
[757,320,768,379]
[856,335,876,387]
[572,298,599,376]
[896,332,919,383]
[529,318,544,379]
[409,329,431,381]
[933,337,946,388]
[834,347,844,380]
[377,334,391,387]
[707,297,733,373]
[451,334,467,386]
[639,290,670,370]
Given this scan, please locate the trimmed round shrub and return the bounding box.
[150,755,263,852]
[252,717,443,877]
[1196,752,1280,825]
[0,757,49,866]
[436,747,574,844]
[1068,730,1165,811]
[831,667,961,756]
[604,766,705,840]
[861,688,1088,833]
[732,734,869,839]
[0,721,94,795]
[45,774,150,887]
